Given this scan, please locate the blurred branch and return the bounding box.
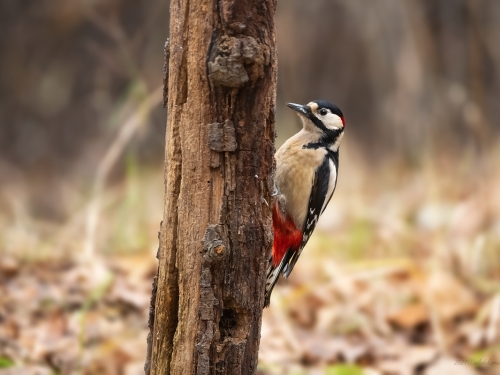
[84,86,163,259]
[85,39,128,78]
[130,1,169,53]
[83,8,141,79]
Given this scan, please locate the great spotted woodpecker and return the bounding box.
[265,100,345,307]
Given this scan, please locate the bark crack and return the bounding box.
[163,39,170,108]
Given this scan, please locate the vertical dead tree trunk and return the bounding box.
[145,1,277,374]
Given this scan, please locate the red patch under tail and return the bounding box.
[272,202,302,267]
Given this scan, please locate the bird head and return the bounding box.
[286,100,345,147]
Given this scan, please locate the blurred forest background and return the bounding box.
[1,1,500,374]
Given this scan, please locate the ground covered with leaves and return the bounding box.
[0,256,152,375]
[1,154,500,375]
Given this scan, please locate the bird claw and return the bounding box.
[271,184,279,197]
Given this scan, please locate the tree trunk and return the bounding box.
[145,1,277,374]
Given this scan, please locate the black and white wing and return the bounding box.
[282,152,338,277]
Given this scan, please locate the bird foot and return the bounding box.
[271,184,279,197]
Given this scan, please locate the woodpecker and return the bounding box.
[265,100,345,307]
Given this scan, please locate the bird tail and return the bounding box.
[264,250,294,307]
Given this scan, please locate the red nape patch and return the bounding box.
[272,202,302,267]
[341,116,345,126]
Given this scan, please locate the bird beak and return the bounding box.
[286,102,309,116]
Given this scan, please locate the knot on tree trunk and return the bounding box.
[208,120,237,152]
[206,240,227,263]
[202,225,230,264]
[208,35,271,88]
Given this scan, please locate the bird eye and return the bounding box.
[319,108,328,116]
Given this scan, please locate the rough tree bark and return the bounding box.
[145,1,277,374]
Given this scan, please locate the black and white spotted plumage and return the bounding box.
[265,99,345,306]
[282,149,339,277]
